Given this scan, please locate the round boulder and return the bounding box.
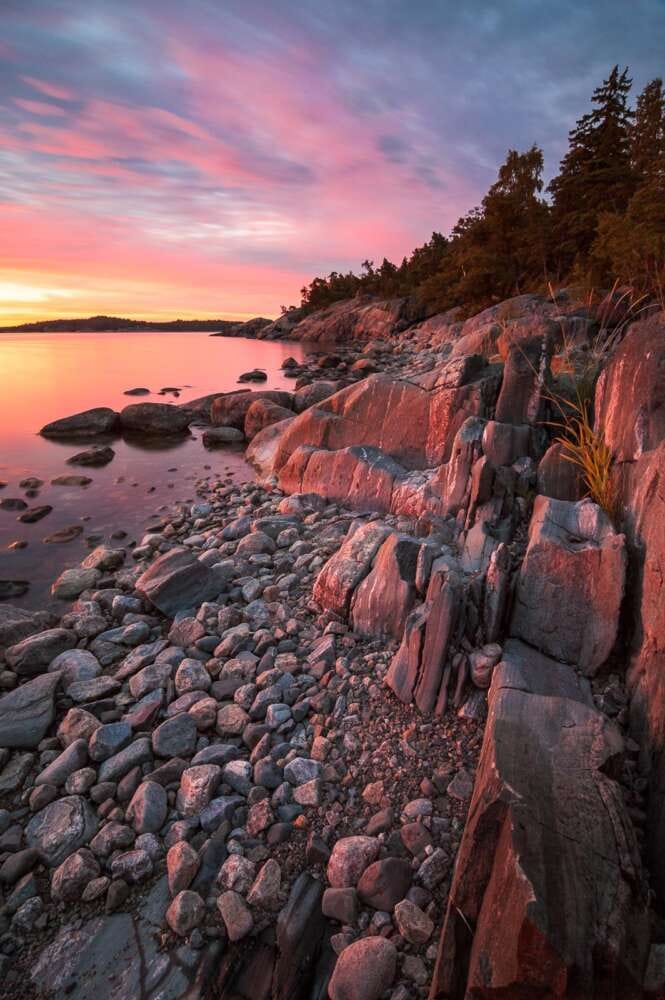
[328,937,397,1000]
[120,403,190,436]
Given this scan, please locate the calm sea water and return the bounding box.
[0,331,307,610]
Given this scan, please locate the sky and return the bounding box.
[1,1,664,326]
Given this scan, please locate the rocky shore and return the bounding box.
[0,289,663,999]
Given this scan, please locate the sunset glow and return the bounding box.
[1,2,663,324]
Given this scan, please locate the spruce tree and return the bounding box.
[549,66,635,273]
[631,78,665,183]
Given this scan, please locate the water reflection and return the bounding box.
[0,331,309,609]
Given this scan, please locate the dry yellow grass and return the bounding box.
[548,396,617,520]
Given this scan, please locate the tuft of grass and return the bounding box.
[546,392,617,521]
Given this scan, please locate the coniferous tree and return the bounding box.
[592,77,665,291]
[549,66,635,272]
[631,78,665,183]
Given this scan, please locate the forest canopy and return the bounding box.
[298,68,665,318]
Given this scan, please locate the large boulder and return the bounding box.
[430,640,649,998]
[136,548,230,616]
[510,497,625,676]
[244,398,294,440]
[210,390,293,429]
[449,291,589,360]
[328,936,397,1000]
[313,521,392,617]
[0,672,62,748]
[350,532,425,639]
[595,313,665,463]
[119,403,190,436]
[40,407,120,439]
[245,418,296,480]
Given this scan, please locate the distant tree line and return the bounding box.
[298,67,665,317]
[1,315,238,333]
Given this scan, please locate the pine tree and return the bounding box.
[549,66,635,273]
[631,78,665,183]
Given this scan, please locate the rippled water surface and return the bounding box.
[0,331,308,609]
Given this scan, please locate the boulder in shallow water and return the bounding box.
[119,402,190,436]
[40,407,120,439]
[66,445,115,467]
[237,368,267,383]
[202,426,244,448]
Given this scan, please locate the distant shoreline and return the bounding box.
[0,316,261,334]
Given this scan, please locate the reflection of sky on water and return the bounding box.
[0,331,308,609]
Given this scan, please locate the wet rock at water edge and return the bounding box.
[67,445,115,467]
[237,368,268,383]
[17,504,53,523]
[202,427,245,448]
[40,407,120,439]
[120,402,190,436]
[44,525,85,544]
[51,475,93,487]
[0,580,30,600]
[1,498,28,511]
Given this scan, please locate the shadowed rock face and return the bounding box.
[537,441,585,501]
[350,532,424,639]
[510,496,626,676]
[622,444,665,901]
[430,641,649,1000]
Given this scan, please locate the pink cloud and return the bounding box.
[21,75,75,102]
[13,98,68,117]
